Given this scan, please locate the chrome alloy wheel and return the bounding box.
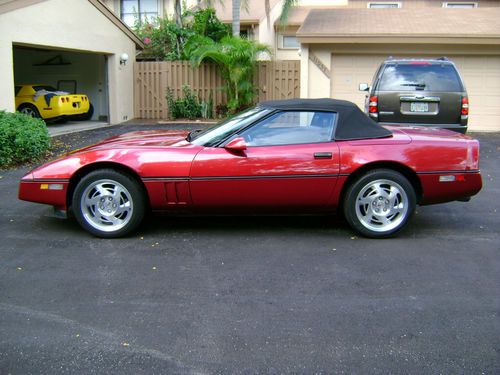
[355,179,409,233]
[80,179,134,232]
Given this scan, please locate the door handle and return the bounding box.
[314,152,332,159]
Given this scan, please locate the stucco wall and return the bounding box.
[0,0,136,124]
[307,46,332,98]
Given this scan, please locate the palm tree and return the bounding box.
[188,36,271,111]
[199,0,296,37]
[174,0,182,27]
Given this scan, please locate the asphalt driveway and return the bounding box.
[0,125,499,374]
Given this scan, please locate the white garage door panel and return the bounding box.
[330,54,387,111]
[456,56,500,132]
[331,54,500,132]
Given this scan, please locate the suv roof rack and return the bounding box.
[383,57,453,64]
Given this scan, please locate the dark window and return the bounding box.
[241,111,336,146]
[121,0,158,27]
[444,2,477,8]
[33,85,58,92]
[378,63,463,92]
[368,3,400,8]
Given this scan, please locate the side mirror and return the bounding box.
[359,83,370,92]
[224,136,247,152]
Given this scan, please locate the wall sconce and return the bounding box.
[120,53,129,66]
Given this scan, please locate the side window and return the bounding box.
[241,111,336,147]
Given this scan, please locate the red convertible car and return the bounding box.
[19,99,482,238]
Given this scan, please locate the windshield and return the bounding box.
[378,63,463,92]
[191,107,271,147]
[33,85,58,92]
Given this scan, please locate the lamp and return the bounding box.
[120,53,129,66]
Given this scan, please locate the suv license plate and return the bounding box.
[410,102,429,112]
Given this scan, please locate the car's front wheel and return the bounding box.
[343,169,416,238]
[72,169,146,238]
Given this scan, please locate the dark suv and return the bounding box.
[359,57,469,133]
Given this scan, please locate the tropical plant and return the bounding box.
[189,8,230,42]
[188,35,270,112]
[134,16,189,60]
[198,0,298,36]
[134,8,230,61]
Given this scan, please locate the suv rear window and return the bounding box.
[378,63,463,92]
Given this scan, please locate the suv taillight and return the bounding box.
[461,96,469,116]
[369,96,378,114]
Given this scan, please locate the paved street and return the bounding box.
[0,126,499,374]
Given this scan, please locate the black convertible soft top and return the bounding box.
[259,98,392,141]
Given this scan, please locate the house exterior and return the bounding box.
[101,0,197,27]
[211,0,500,132]
[0,0,143,124]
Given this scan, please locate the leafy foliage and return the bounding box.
[0,111,50,167]
[189,8,230,42]
[134,8,230,61]
[134,17,189,61]
[166,85,214,120]
[187,35,271,112]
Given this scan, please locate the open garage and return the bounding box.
[0,0,143,125]
[13,46,108,122]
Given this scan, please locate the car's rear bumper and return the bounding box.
[43,99,90,119]
[378,122,467,134]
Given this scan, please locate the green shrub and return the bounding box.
[166,85,214,120]
[0,111,50,167]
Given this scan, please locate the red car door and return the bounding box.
[189,110,340,211]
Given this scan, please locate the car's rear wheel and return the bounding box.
[72,169,146,238]
[18,104,41,119]
[343,169,416,238]
[81,103,94,121]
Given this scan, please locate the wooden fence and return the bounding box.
[134,60,300,119]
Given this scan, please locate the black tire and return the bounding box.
[343,169,416,238]
[72,169,146,238]
[18,104,41,119]
[70,103,94,121]
[80,103,94,121]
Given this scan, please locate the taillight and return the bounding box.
[461,96,469,116]
[61,97,66,103]
[369,96,378,114]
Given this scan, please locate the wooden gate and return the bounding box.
[254,60,300,102]
[134,60,300,119]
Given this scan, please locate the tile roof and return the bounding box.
[297,8,500,38]
[280,6,344,26]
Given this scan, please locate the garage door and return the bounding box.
[330,54,500,132]
[453,56,500,132]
